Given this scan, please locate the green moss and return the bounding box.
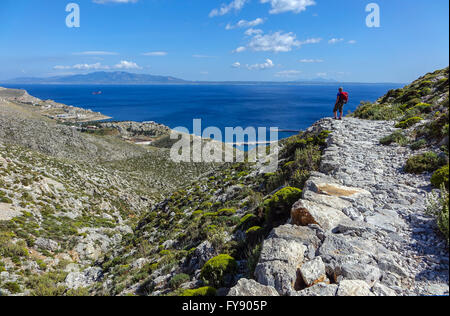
[431,165,449,189]
[395,117,423,129]
[217,208,236,216]
[200,254,237,287]
[405,152,443,174]
[180,286,217,297]
[245,226,263,235]
[264,187,302,225]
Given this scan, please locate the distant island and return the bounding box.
[2,71,398,85]
[4,71,186,85]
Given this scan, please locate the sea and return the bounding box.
[2,83,403,142]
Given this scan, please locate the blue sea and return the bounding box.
[2,83,403,141]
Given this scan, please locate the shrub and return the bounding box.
[246,226,263,235]
[395,117,423,129]
[264,187,302,225]
[380,131,408,146]
[200,254,237,287]
[431,165,449,189]
[405,152,443,174]
[180,287,216,297]
[410,139,427,151]
[169,273,190,289]
[217,208,236,216]
[239,214,258,230]
[426,184,449,243]
[4,282,21,294]
[0,197,12,204]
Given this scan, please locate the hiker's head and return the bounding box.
[338,87,343,92]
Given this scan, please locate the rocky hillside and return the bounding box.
[0,93,219,296]
[1,68,448,296]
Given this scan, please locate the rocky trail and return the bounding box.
[230,117,449,296]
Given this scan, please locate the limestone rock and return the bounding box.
[228,279,279,296]
[294,283,338,296]
[337,280,374,296]
[291,199,350,231]
[35,238,60,252]
[300,257,327,287]
[65,267,103,289]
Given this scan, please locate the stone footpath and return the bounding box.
[229,117,449,296]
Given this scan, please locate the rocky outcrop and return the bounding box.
[251,117,449,296]
[228,279,279,296]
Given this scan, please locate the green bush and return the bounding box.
[426,184,449,243]
[380,131,408,146]
[0,197,12,204]
[351,102,404,121]
[431,165,449,189]
[239,214,258,230]
[180,286,216,297]
[217,208,236,216]
[200,254,237,287]
[410,139,427,151]
[4,282,21,294]
[169,273,190,289]
[405,152,443,174]
[264,187,302,225]
[395,117,423,129]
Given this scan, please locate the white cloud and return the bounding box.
[93,0,138,4]
[54,60,141,71]
[244,28,264,36]
[114,60,141,69]
[316,72,327,77]
[328,38,344,44]
[54,63,109,70]
[72,51,118,56]
[142,51,168,56]
[235,31,320,53]
[233,46,247,53]
[299,58,324,63]
[209,0,248,17]
[260,0,316,14]
[226,18,265,30]
[275,70,301,77]
[348,40,357,44]
[232,59,275,70]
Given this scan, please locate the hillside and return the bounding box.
[0,91,219,295]
[0,68,449,296]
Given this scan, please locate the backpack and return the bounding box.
[340,92,349,104]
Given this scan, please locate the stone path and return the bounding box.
[229,117,449,296]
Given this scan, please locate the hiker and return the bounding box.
[334,87,348,120]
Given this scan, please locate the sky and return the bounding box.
[0,0,448,83]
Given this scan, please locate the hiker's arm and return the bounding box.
[335,96,339,105]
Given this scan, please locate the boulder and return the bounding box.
[268,224,321,250]
[299,257,327,287]
[337,280,374,296]
[291,199,349,231]
[294,283,338,296]
[259,238,306,266]
[65,267,103,289]
[35,238,60,252]
[228,279,279,296]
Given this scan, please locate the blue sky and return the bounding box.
[0,0,448,83]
